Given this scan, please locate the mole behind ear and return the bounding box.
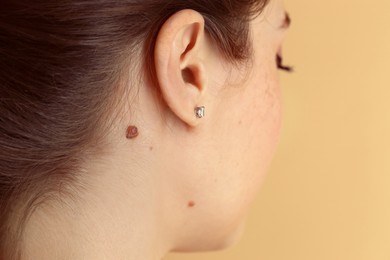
[126,126,139,139]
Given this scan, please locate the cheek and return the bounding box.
[237,64,282,195]
[206,62,282,215]
[185,60,282,249]
[246,62,282,149]
[212,69,282,239]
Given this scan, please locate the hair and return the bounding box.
[0,0,269,259]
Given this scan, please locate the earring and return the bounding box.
[195,106,205,118]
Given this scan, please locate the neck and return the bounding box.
[22,147,173,260]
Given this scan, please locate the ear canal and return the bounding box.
[181,66,198,87]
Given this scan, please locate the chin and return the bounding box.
[172,218,248,253]
[214,220,247,250]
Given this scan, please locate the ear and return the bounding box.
[154,9,207,127]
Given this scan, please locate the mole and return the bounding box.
[126,125,139,139]
[188,201,195,208]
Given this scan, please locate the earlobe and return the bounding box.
[154,9,207,127]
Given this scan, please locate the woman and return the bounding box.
[0,0,291,259]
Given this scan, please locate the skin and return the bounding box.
[22,0,290,259]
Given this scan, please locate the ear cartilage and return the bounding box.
[126,125,139,139]
[195,106,205,119]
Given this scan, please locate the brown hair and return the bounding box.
[0,0,269,259]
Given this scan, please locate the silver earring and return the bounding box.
[195,106,205,118]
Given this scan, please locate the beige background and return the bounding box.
[166,0,390,259]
